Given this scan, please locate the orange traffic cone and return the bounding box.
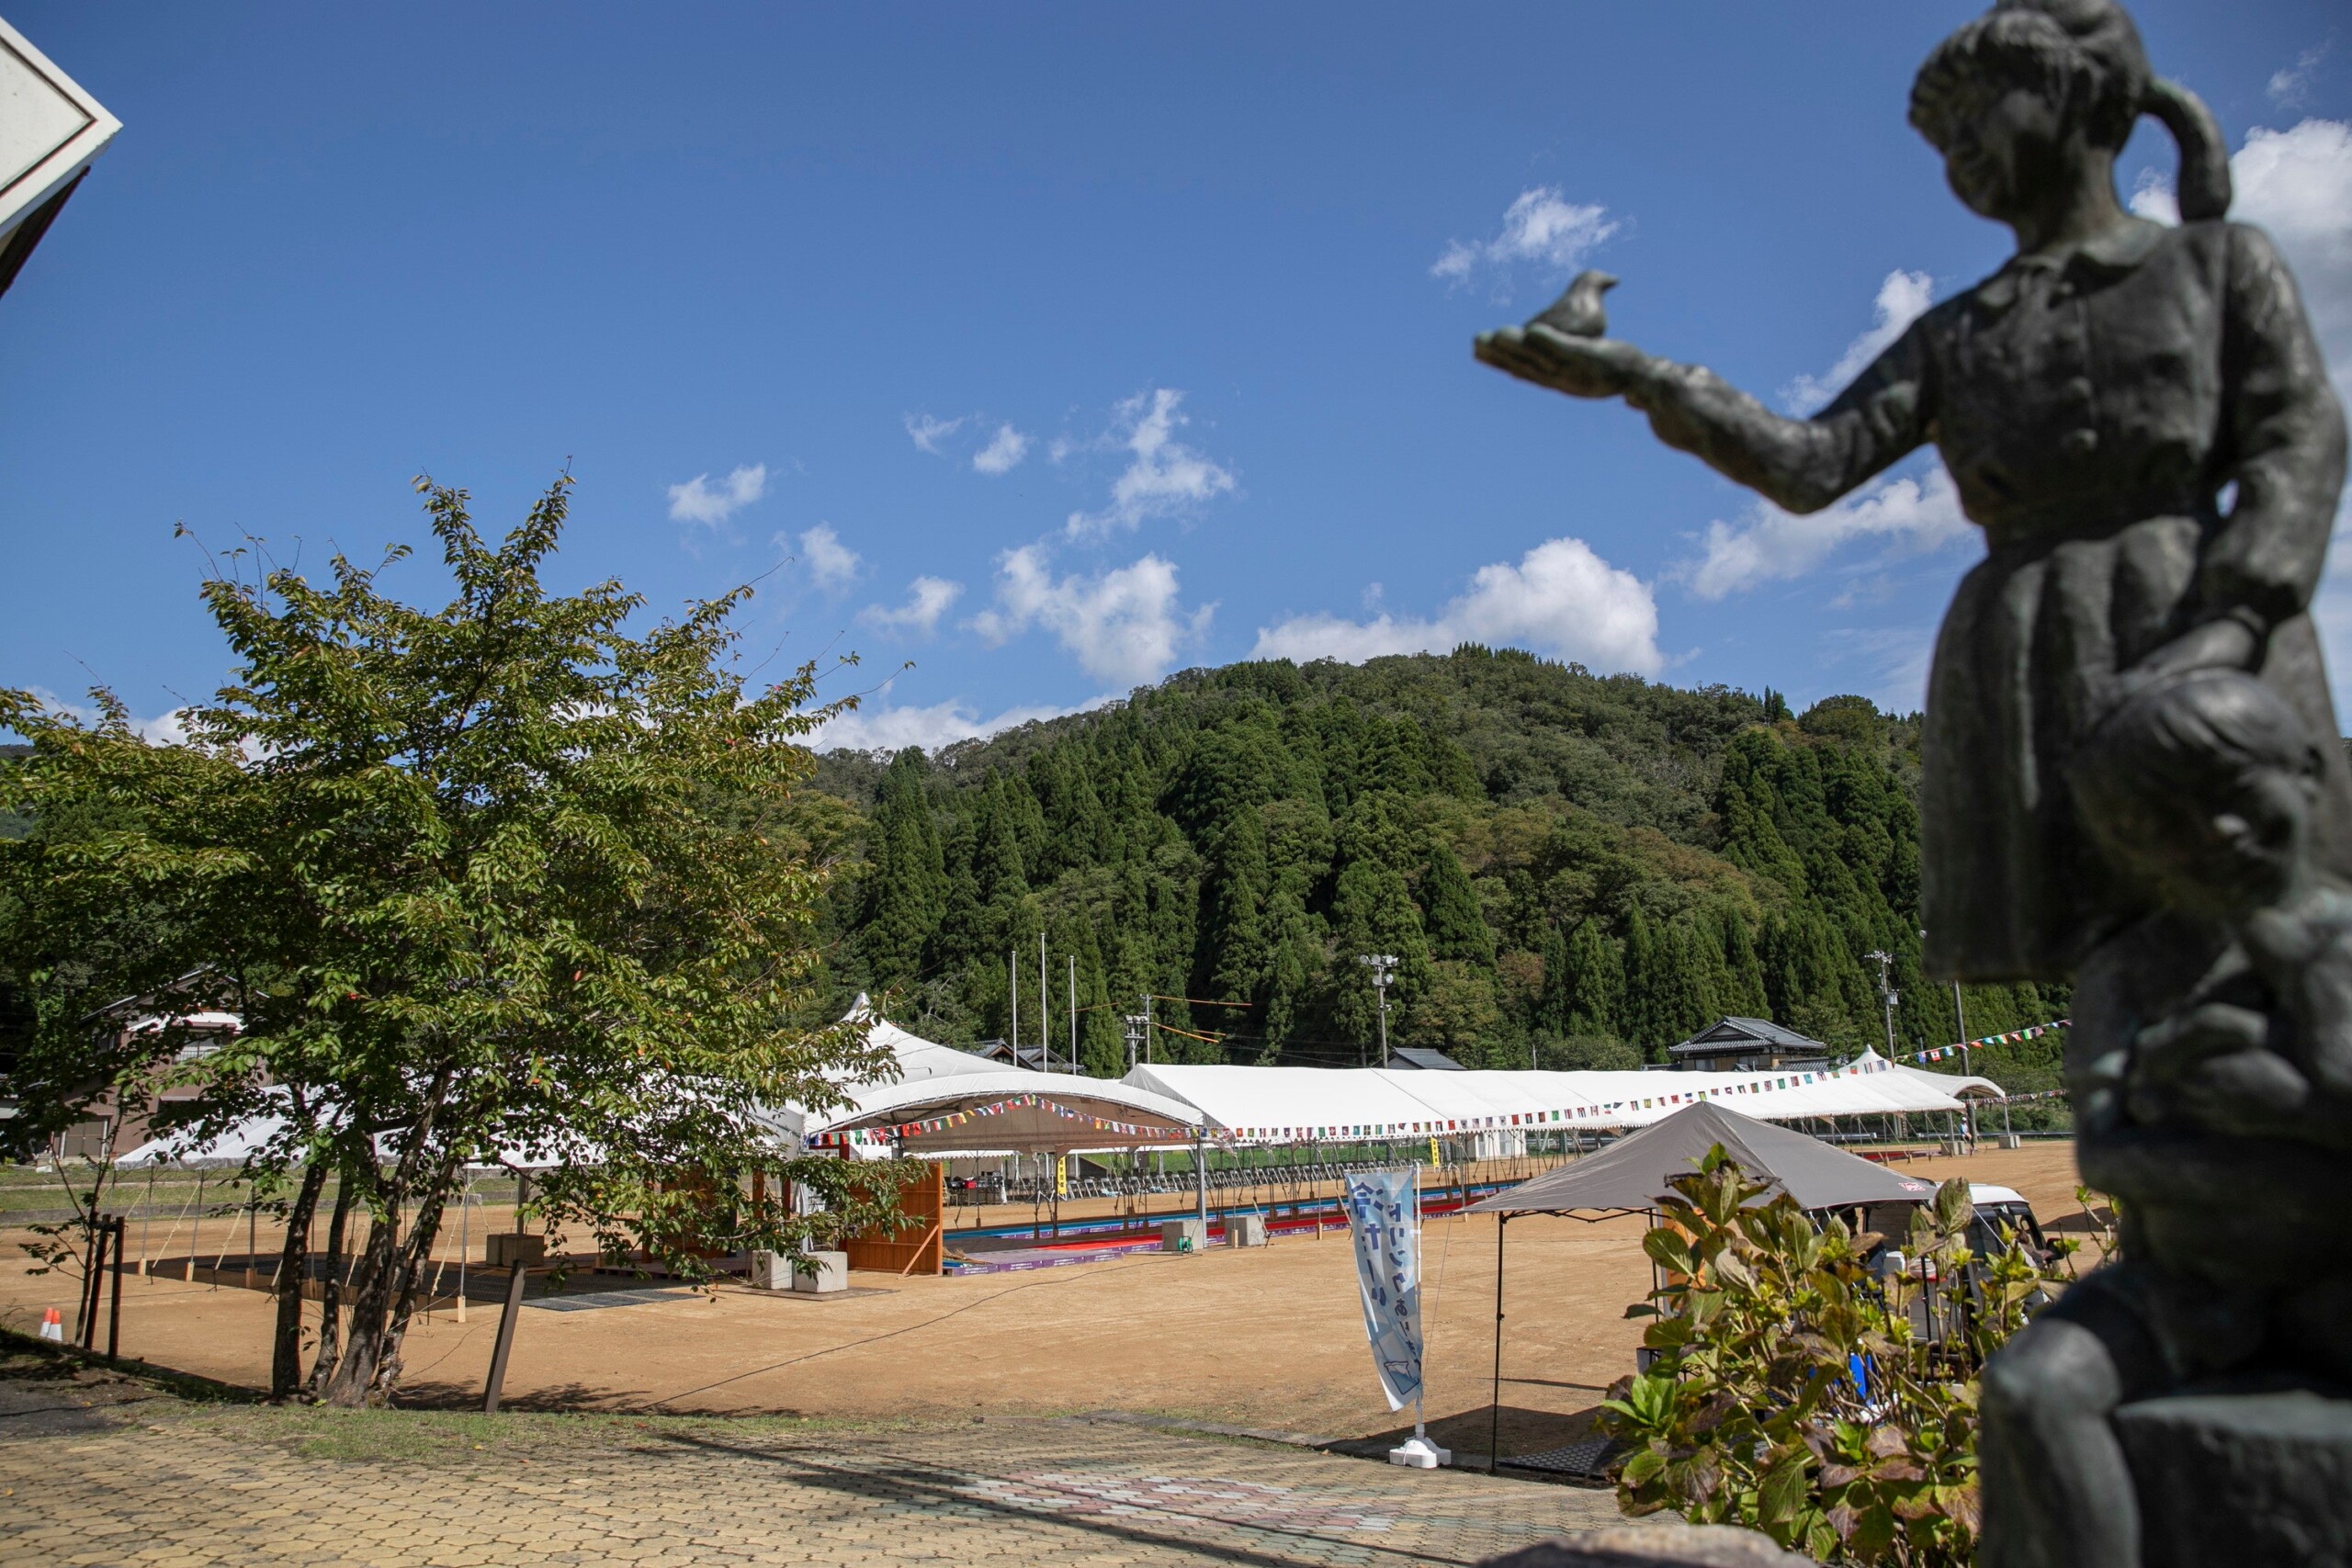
[39,1307,63,1342]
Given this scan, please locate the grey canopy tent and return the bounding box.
[1458,1100,1941,1472]
[1466,1099,1940,1218]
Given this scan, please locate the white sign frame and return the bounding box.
[1,15,123,243]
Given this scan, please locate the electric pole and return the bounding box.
[1358,953,1398,1068]
[1866,949,1898,1057]
[1124,1014,1147,1072]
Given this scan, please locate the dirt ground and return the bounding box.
[0,1141,2091,1460]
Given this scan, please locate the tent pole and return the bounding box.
[1489,1213,1508,1474]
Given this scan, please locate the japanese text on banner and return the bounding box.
[1341,1168,1423,1413]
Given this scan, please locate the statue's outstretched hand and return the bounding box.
[1475,324,1652,401]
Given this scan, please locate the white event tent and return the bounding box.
[1125,1049,2002,1145]
[778,1002,1206,1158]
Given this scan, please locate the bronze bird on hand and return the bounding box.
[1532,270,1617,338]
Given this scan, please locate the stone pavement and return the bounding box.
[0,1357,1633,1567]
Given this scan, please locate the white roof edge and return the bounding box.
[1,17,125,237]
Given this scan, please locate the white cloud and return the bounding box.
[972,423,1032,476]
[1063,389,1236,538]
[2130,119,2352,378]
[1672,464,1971,602]
[969,547,1214,686]
[905,414,966,456]
[2269,43,2329,110]
[808,693,1111,755]
[857,575,964,637]
[1250,536,1663,676]
[666,464,767,527]
[1431,186,1620,288]
[24,688,194,747]
[796,524,862,592]
[1780,269,1936,413]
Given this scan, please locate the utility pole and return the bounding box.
[1866,949,1898,1058]
[1357,953,1398,1068]
[1124,1014,1147,1072]
[1928,927,1974,1145]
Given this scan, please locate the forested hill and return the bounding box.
[803,649,2071,1084]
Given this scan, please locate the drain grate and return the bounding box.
[523,1286,697,1313]
[1501,1436,1621,1477]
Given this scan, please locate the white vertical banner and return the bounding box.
[1341,1168,1424,1412]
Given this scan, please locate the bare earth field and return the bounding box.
[0,1142,2090,1461]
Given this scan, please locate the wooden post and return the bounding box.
[80,1219,110,1350]
[106,1215,125,1359]
[481,1172,530,1415]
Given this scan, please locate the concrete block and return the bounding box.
[1160,1218,1206,1254]
[484,1234,546,1269]
[791,1251,848,1293]
[750,1249,848,1292]
[1225,1213,1267,1247]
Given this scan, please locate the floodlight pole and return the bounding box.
[1068,955,1078,1074]
[1358,954,1398,1068]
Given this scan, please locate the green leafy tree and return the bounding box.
[858,749,944,990]
[3,476,906,1405]
[1419,838,1495,964]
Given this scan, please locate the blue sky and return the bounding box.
[6,3,2348,750]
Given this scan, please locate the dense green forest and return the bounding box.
[802,649,2070,1103]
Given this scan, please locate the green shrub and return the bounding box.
[1600,1146,2081,1564]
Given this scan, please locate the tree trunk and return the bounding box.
[367,1154,461,1403]
[269,1159,331,1402]
[305,1171,357,1401]
[322,1193,401,1406]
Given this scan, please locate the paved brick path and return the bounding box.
[0,1359,1632,1567]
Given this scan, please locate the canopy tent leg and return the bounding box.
[1489,1213,1508,1475]
[1193,1132,1208,1233]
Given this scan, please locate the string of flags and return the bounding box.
[808,1091,1179,1149]
[1910,1020,2069,1066]
[1214,1055,1913,1144]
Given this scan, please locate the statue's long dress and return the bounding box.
[1675,218,2350,982]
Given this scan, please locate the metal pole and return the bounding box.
[1069,955,1078,1075]
[1377,983,1390,1069]
[1039,932,1048,1072]
[1010,951,1019,1066]
[1143,993,1154,1065]
[1193,1131,1207,1232]
[458,1169,469,1324]
[1489,1213,1508,1474]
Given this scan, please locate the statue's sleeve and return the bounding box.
[2200,223,2350,634]
[1631,316,1934,515]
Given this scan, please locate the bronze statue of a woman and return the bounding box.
[1479,1,2350,1562]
